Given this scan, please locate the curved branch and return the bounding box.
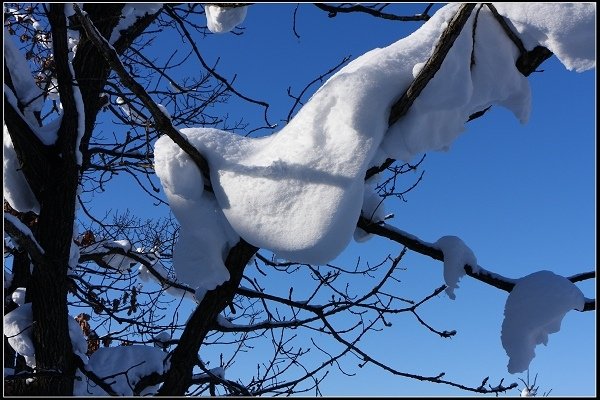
[315,297,517,394]
[388,3,476,125]
[314,3,433,22]
[357,216,596,311]
[74,5,212,185]
[484,3,553,76]
[164,5,273,127]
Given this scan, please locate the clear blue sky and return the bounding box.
[91,3,595,396]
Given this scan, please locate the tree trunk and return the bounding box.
[158,241,258,395]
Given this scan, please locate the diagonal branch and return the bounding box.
[73,354,119,396]
[164,5,273,127]
[4,93,49,199]
[484,3,553,76]
[314,3,433,22]
[4,214,45,264]
[366,4,475,179]
[73,5,212,184]
[357,216,596,311]
[315,299,518,394]
[388,3,476,125]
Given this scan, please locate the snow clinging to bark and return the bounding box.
[74,345,169,396]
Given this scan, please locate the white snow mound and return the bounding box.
[154,3,595,282]
[501,270,585,374]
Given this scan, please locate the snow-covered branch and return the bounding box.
[4,96,49,200]
[4,214,45,263]
[73,354,119,396]
[357,216,596,311]
[48,4,84,166]
[388,3,476,126]
[485,3,553,76]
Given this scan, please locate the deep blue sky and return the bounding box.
[91,3,595,396]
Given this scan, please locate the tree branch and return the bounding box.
[388,3,476,126]
[3,93,49,199]
[357,216,596,311]
[314,3,433,22]
[157,240,258,395]
[73,354,119,396]
[73,5,212,185]
[4,214,45,264]
[484,3,553,76]
[50,4,83,167]
[164,5,273,127]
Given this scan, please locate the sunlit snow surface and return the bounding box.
[3,27,43,124]
[493,3,596,72]
[74,345,169,396]
[501,270,585,374]
[109,4,162,44]
[3,304,88,369]
[3,126,40,214]
[154,136,239,293]
[154,3,594,293]
[434,236,479,300]
[204,5,248,33]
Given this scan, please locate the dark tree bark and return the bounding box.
[3,4,162,395]
[158,240,258,395]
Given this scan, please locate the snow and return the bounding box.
[157,103,171,119]
[216,314,234,328]
[116,96,146,124]
[80,239,147,272]
[168,81,181,93]
[154,135,239,294]
[68,314,89,361]
[65,4,81,57]
[69,238,80,273]
[74,345,169,396]
[4,214,44,254]
[192,366,226,380]
[3,126,40,214]
[204,5,248,33]
[110,4,162,44]
[493,3,596,72]
[153,331,171,350]
[381,4,531,162]
[155,4,594,282]
[11,287,26,306]
[47,78,60,100]
[434,236,479,300]
[501,270,585,374]
[3,304,36,368]
[102,240,137,272]
[70,66,85,166]
[3,304,87,368]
